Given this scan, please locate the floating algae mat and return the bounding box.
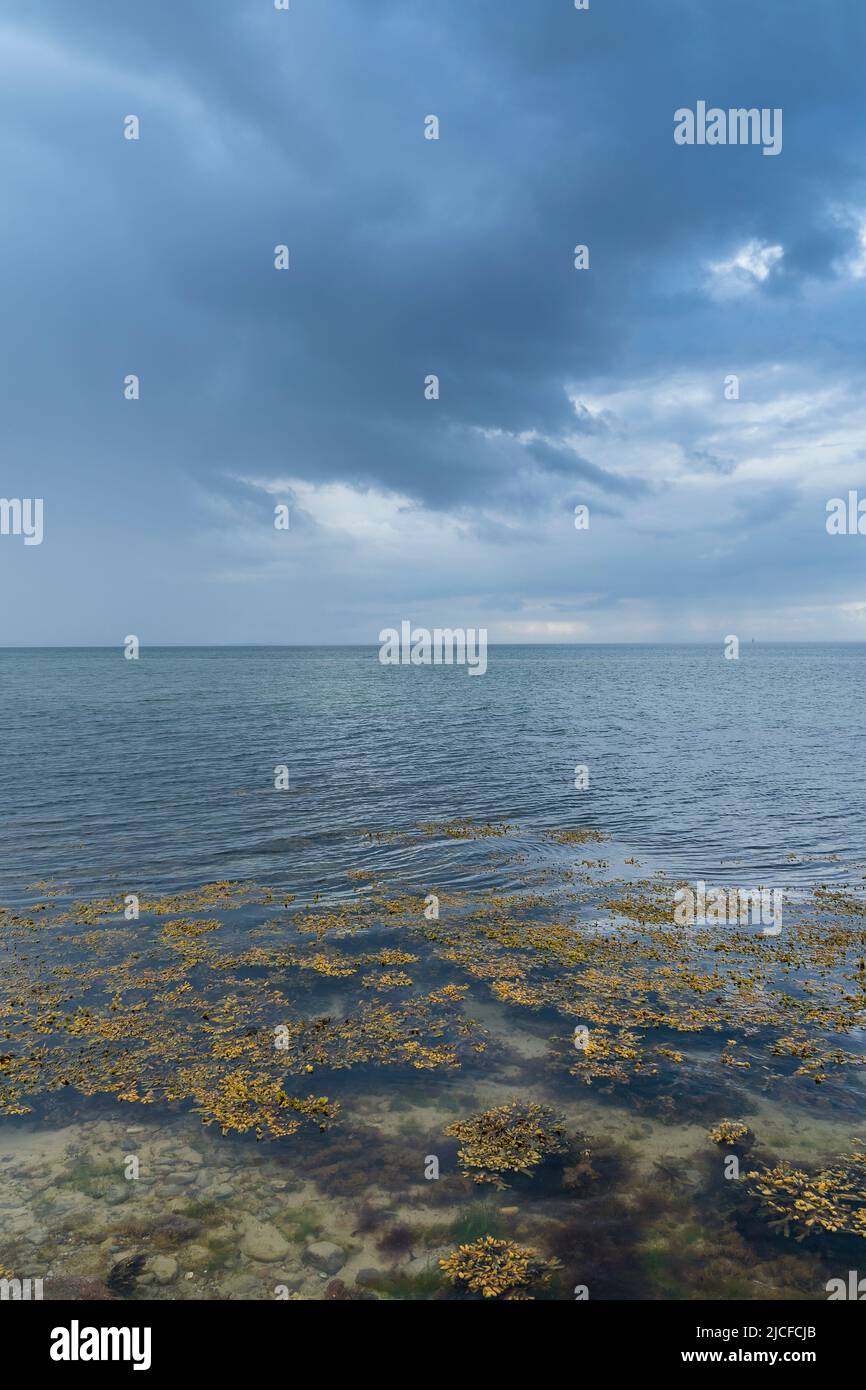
[2,824,866,1300]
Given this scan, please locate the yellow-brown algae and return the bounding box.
[745,1146,866,1241]
[3,850,866,1137]
[707,1120,750,1146]
[445,1101,569,1188]
[439,1236,558,1299]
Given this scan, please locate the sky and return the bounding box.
[2,0,866,645]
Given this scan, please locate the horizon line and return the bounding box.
[2,639,865,651]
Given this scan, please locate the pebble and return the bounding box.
[240,1217,290,1263]
[303,1241,346,1276]
[146,1255,178,1285]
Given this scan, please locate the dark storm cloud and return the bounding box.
[3,0,866,641]
[525,440,646,496]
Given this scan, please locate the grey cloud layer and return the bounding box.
[2,0,866,642]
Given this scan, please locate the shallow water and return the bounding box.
[3,642,866,897]
[2,645,866,1300]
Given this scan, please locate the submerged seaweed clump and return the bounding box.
[376,1224,416,1260]
[4,844,866,1165]
[745,1146,866,1241]
[445,1101,569,1188]
[417,819,512,840]
[545,828,610,846]
[439,1236,557,1299]
[708,1120,751,1146]
[0,877,486,1135]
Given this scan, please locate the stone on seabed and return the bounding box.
[303,1241,345,1276]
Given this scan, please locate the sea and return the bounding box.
[1,643,864,1301]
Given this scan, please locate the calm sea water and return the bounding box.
[2,644,865,1302]
[1,643,864,902]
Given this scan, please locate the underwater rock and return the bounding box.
[303,1241,346,1276]
[104,1189,130,1207]
[323,1278,377,1300]
[146,1254,178,1285]
[181,1244,210,1269]
[80,1147,115,1175]
[208,1223,236,1246]
[174,1146,203,1167]
[240,1218,289,1262]
[123,1214,201,1245]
